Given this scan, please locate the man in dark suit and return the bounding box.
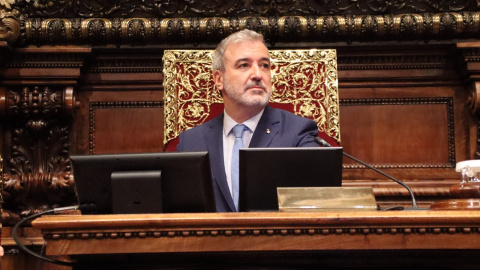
[177,29,318,212]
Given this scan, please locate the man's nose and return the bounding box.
[250,64,262,81]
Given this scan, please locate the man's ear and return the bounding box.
[213,70,224,91]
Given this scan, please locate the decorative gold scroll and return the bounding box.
[163,49,340,146]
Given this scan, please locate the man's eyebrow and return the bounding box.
[260,57,271,63]
[234,57,271,65]
[234,58,249,65]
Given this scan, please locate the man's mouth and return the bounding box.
[245,82,267,92]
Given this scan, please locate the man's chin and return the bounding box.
[241,97,270,107]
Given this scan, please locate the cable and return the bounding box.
[12,205,79,267]
[314,137,420,210]
[342,151,419,209]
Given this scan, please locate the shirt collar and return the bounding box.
[223,109,265,136]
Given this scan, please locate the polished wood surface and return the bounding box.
[30,211,480,269]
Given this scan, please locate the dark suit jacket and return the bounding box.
[177,105,319,212]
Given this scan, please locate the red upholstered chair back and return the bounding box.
[163,49,340,151]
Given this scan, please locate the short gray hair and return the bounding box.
[212,29,266,72]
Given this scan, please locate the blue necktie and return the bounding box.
[231,124,247,211]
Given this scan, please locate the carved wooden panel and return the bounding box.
[0,86,77,222]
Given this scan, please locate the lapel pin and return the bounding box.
[266,129,271,134]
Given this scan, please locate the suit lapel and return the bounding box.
[205,114,236,211]
[249,106,280,148]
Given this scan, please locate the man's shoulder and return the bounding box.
[177,114,223,151]
[180,114,222,136]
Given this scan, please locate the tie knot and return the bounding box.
[232,124,247,138]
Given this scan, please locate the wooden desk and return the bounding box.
[32,211,480,269]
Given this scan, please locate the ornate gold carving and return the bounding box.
[239,16,268,34]
[18,12,480,46]
[162,50,218,146]
[160,17,191,40]
[81,18,113,42]
[199,17,230,38]
[269,49,340,142]
[122,18,151,42]
[163,49,340,146]
[278,16,307,37]
[0,12,20,45]
[41,18,73,42]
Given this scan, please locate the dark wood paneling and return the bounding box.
[340,99,452,167]
[92,105,164,154]
[73,90,164,155]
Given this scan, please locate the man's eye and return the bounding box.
[239,63,248,68]
[262,63,271,69]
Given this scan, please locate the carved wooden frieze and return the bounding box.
[1,1,479,46]
[0,1,480,46]
[9,0,480,18]
[11,12,480,46]
[43,224,480,242]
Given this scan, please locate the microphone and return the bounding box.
[314,137,420,210]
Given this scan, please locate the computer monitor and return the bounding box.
[239,147,343,212]
[71,151,216,214]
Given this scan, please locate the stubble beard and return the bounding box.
[223,78,271,107]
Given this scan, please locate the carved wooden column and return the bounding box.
[457,42,480,159]
[0,46,89,225]
[0,6,21,225]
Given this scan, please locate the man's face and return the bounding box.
[214,40,272,108]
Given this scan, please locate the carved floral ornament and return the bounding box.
[0,2,20,44]
[162,49,340,146]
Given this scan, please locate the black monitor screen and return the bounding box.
[239,147,343,212]
[71,151,216,214]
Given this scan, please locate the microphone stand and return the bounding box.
[314,137,420,210]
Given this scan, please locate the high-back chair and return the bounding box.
[163,49,340,151]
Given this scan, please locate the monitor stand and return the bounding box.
[111,170,163,214]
